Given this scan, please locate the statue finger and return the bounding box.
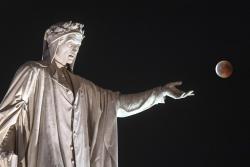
[179,92,186,99]
[187,90,195,96]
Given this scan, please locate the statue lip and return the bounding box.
[69,54,76,58]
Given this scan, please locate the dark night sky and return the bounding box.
[0,1,250,166]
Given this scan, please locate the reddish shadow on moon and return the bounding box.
[215,60,233,78]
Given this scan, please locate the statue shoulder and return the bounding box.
[18,60,48,71]
[23,60,48,68]
[79,76,95,86]
[68,73,93,87]
[79,76,105,91]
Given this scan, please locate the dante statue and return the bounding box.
[0,21,194,167]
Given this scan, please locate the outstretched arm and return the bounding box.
[117,81,194,118]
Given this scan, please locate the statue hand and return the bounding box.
[162,81,194,99]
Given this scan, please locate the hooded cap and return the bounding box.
[42,21,85,71]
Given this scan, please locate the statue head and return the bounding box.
[42,21,85,71]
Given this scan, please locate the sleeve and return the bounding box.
[0,62,38,154]
[116,86,165,118]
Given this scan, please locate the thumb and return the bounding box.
[171,81,182,87]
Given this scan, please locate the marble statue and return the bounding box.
[0,21,194,167]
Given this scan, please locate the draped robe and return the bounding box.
[0,61,164,167]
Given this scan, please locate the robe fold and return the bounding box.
[0,61,164,167]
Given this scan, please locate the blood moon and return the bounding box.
[215,60,233,78]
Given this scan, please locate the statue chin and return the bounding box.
[67,59,74,65]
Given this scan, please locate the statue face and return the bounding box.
[54,33,82,67]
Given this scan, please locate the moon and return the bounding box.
[215,60,233,78]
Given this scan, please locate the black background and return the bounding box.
[0,1,249,166]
